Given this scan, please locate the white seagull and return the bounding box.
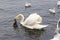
[25,2,31,8]
[50,19,60,40]
[57,0,60,8]
[49,8,56,14]
[14,13,48,29]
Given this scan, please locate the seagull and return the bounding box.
[49,8,56,14]
[25,2,31,8]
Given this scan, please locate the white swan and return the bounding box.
[25,2,31,8]
[50,19,60,40]
[57,0,60,8]
[49,8,56,14]
[15,13,48,29]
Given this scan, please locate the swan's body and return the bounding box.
[15,13,48,29]
[49,8,56,14]
[57,1,60,8]
[25,2,31,8]
[50,19,60,40]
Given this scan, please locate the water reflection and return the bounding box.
[24,28,43,40]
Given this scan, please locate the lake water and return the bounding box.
[0,0,60,40]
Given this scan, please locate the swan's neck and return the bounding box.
[15,14,24,23]
[56,20,60,34]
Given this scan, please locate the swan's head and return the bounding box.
[15,14,24,23]
[15,14,24,20]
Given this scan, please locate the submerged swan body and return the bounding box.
[15,13,48,29]
[49,8,56,14]
[50,19,60,40]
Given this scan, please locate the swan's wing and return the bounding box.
[33,24,48,29]
[24,13,42,25]
[24,13,38,24]
[23,24,48,29]
[23,25,34,29]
